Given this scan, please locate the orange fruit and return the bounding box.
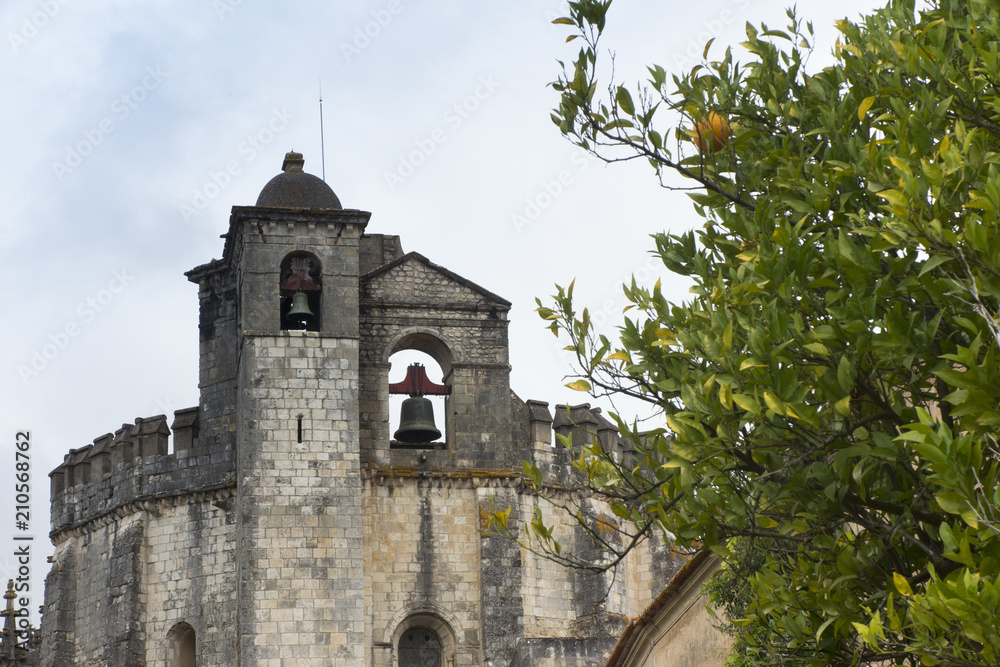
[693,112,731,153]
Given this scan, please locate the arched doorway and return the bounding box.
[167,622,196,667]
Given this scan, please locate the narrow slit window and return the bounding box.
[297,417,303,443]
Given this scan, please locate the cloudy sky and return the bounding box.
[0,0,885,622]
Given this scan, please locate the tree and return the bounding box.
[516,0,1000,664]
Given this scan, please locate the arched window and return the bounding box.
[167,622,196,667]
[384,330,454,450]
[398,626,442,667]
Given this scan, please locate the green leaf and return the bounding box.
[935,492,966,514]
[709,543,733,559]
[804,342,830,356]
[918,254,952,277]
[523,462,542,489]
[616,86,635,116]
[876,189,908,209]
[695,36,715,60]
[816,617,836,641]
[858,95,875,120]
[733,393,761,414]
[837,357,853,393]
[763,391,784,413]
[834,395,851,417]
[893,572,913,597]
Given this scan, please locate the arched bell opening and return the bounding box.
[387,350,448,449]
[279,251,322,331]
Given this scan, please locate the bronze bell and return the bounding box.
[394,395,442,443]
[287,291,315,326]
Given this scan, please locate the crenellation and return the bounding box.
[110,424,135,467]
[169,407,199,455]
[135,415,170,458]
[526,399,553,449]
[88,433,113,477]
[589,408,619,455]
[64,446,92,488]
[49,408,234,540]
[553,403,599,447]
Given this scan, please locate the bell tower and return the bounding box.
[192,151,371,664]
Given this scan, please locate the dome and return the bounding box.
[255,151,342,209]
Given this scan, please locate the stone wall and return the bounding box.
[236,333,366,665]
[142,496,238,666]
[362,473,486,666]
[43,494,239,666]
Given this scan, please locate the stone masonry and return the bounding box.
[39,153,681,666]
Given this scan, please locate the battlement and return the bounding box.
[525,401,635,482]
[48,408,235,540]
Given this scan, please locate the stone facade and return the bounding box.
[39,154,679,666]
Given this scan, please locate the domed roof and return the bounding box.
[255,151,342,209]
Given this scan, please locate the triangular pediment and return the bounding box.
[361,252,510,309]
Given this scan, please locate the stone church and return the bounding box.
[33,153,688,666]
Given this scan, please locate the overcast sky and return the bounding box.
[0,0,885,623]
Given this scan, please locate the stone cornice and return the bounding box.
[50,482,236,545]
[362,464,523,490]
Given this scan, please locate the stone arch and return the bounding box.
[384,328,457,378]
[385,329,455,446]
[279,250,322,331]
[166,621,196,667]
[382,605,461,667]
